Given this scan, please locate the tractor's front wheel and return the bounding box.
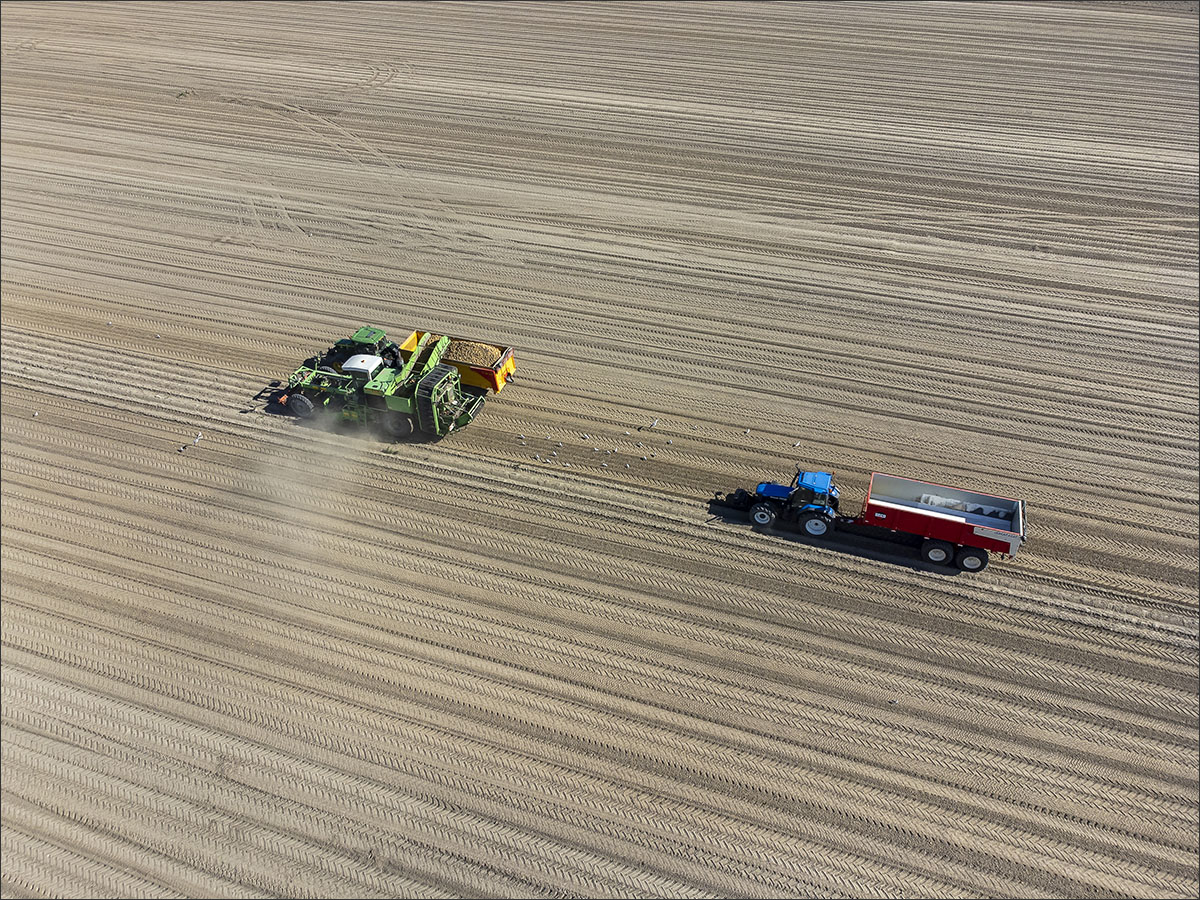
[289,393,316,419]
[381,411,414,440]
[749,502,778,530]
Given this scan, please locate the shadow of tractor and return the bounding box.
[706,493,961,576]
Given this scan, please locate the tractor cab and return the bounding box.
[791,470,840,512]
[753,470,840,513]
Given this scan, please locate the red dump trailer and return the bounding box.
[847,472,1026,571]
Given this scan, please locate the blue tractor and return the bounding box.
[722,469,842,537]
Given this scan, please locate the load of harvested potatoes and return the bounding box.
[445,340,504,367]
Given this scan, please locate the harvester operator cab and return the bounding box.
[348,325,388,355]
[346,326,403,370]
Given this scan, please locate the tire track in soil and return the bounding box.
[3,2,1197,897]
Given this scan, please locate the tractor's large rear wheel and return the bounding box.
[381,411,414,440]
[289,393,316,419]
[798,512,833,537]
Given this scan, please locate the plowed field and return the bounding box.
[3,2,1197,897]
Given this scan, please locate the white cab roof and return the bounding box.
[342,354,383,377]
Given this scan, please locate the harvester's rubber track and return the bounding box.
[415,364,456,435]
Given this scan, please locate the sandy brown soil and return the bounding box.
[2,2,1197,897]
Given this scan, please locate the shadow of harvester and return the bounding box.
[245,381,289,416]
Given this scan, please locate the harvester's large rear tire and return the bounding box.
[955,547,989,572]
[289,393,316,419]
[381,412,414,440]
[798,512,833,538]
[749,502,778,530]
[920,539,955,565]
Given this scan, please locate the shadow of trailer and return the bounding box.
[707,494,963,576]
